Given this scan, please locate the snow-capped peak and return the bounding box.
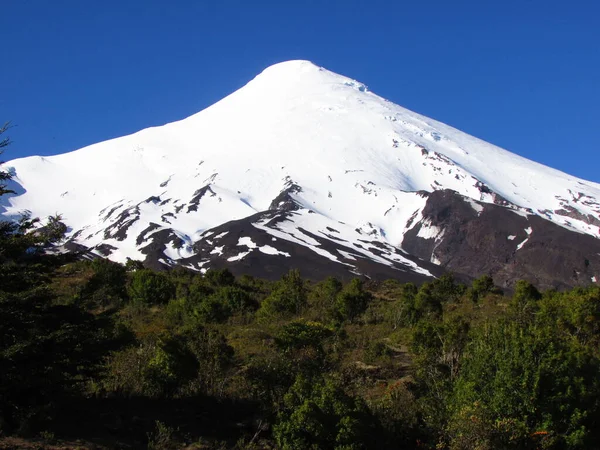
[1,61,600,283]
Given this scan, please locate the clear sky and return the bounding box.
[2,0,599,181]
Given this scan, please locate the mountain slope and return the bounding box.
[2,60,600,287]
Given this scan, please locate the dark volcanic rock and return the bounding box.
[95,243,118,256]
[103,206,140,241]
[179,210,443,283]
[187,185,217,213]
[402,189,600,290]
[269,180,302,212]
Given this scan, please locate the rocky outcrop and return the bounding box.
[402,190,600,290]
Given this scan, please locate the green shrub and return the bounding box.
[257,269,307,321]
[128,269,175,305]
[467,274,502,303]
[103,334,197,397]
[204,268,235,287]
[275,321,333,355]
[334,278,371,322]
[83,258,127,306]
[364,341,393,364]
[273,375,374,450]
[448,317,600,448]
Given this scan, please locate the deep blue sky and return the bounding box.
[2,0,599,181]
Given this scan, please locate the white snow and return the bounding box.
[507,235,516,240]
[258,245,290,257]
[416,221,445,240]
[465,197,484,215]
[235,236,290,257]
[2,59,600,274]
[516,238,529,251]
[237,236,257,249]
[227,251,250,262]
[338,250,358,261]
[515,228,533,250]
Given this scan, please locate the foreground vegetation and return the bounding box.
[1,128,599,449]
[1,245,599,449]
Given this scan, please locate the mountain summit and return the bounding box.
[2,61,600,288]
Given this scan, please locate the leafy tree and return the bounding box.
[387,282,419,328]
[257,269,307,320]
[276,321,332,354]
[180,324,234,396]
[82,258,127,307]
[308,276,343,317]
[204,268,235,287]
[212,285,257,314]
[370,380,421,448]
[334,278,371,322]
[104,333,197,397]
[273,375,374,450]
[191,286,257,324]
[467,274,503,303]
[430,273,466,304]
[128,269,175,305]
[414,282,443,319]
[449,317,600,448]
[124,257,145,272]
[508,280,542,325]
[193,295,229,323]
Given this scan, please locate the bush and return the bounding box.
[103,334,197,397]
[181,325,234,396]
[467,274,502,303]
[128,269,176,305]
[334,278,371,323]
[275,321,333,355]
[213,285,257,314]
[204,268,235,287]
[273,375,374,450]
[364,341,393,364]
[193,295,229,323]
[309,276,343,316]
[84,258,127,306]
[449,317,600,448]
[257,269,307,321]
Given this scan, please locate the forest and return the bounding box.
[1,128,600,449]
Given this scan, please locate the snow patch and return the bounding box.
[227,251,250,262]
[338,250,358,261]
[210,246,224,255]
[237,236,257,249]
[417,220,444,240]
[516,238,529,251]
[465,197,484,215]
[258,245,290,257]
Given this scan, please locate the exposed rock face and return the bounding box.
[175,210,445,282]
[268,180,302,212]
[402,190,600,290]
